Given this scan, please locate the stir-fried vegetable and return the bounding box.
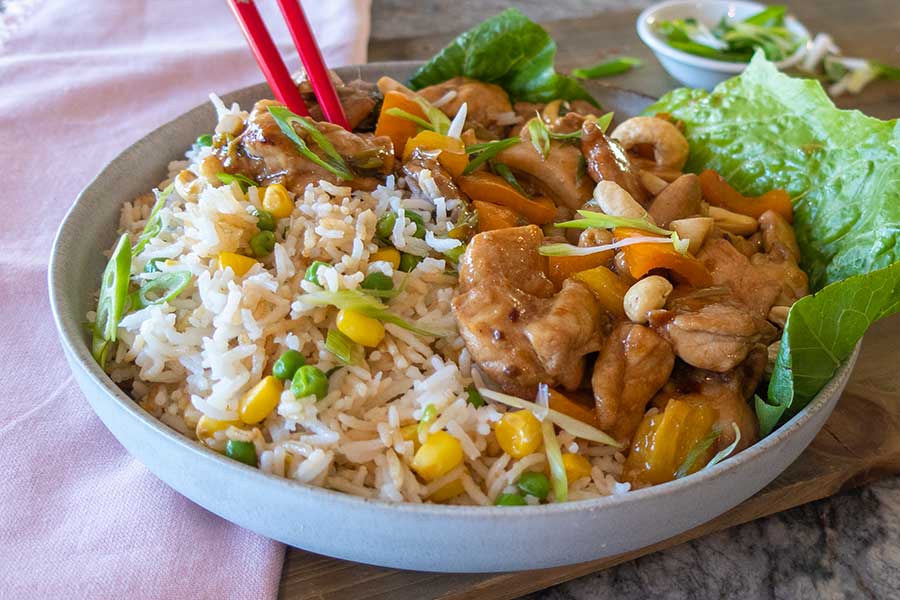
[216,172,257,192]
[325,327,358,365]
[133,184,174,255]
[336,309,386,348]
[463,137,521,174]
[571,266,629,319]
[299,289,448,337]
[417,403,437,439]
[542,419,568,502]
[273,349,306,381]
[494,410,543,458]
[195,134,213,147]
[656,5,803,63]
[411,431,463,481]
[495,493,528,506]
[239,375,282,424]
[267,105,354,180]
[375,91,430,154]
[703,424,741,471]
[698,169,793,222]
[538,235,679,258]
[127,271,192,311]
[249,206,276,232]
[402,131,469,177]
[473,200,520,232]
[546,253,613,289]
[614,228,712,287]
[527,117,551,159]
[517,471,550,500]
[558,209,671,236]
[675,428,721,479]
[572,57,642,79]
[249,230,275,257]
[546,389,605,430]
[490,162,529,197]
[458,172,556,224]
[303,260,329,286]
[465,383,484,408]
[91,233,132,367]
[291,365,329,400]
[225,440,258,466]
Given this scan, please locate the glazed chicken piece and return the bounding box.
[750,210,809,307]
[402,147,465,202]
[581,120,650,206]
[697,238,782,318]
[592,323,675,444]
[495,133,594,209]
[418,77,514,138]
[452,225,604,397]
[219,99,393,193]
[650,296,776,373]
[298,76,380,130]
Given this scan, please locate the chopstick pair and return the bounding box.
[227,0,350,130]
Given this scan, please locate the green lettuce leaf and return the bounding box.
[647,54,900,432]
[758,262,900,434]
[645,54,900,290]
[408,8,597,106]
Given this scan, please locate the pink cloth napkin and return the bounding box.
[0,1,370,597]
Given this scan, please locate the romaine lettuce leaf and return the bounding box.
[408,8,597,106]
[646,54,900,290]
[647,54,900,432]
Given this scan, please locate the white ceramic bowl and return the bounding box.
[49,61,857,573]
[637,0,809,90]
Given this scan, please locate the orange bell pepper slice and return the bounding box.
[473,200,522,232]
[615,227,713,288]
[402,130,469,177]
[548,389,604,430]
[458,172,556,225]
[374,91,428,157]
[572,265,628,318]
[698,169,793,223]
[547,252,614,289]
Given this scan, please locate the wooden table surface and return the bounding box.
[280,2,900,598]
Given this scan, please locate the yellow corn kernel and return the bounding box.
[195,415,238,445]
[218,252,258,277]
[370,247,401,270]
[238,375,283,424]
[400,423,422,450]
[336,309,385,348]
[262,183,293,219]
[429,477,466,503]
[411,431,463,482]
[562,453,593,482]
[494,410,542,458]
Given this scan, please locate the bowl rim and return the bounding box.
[636,0,809,73]
[48,63,857,520]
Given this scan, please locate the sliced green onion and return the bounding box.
[538,236,675,257]
[248,207,276,232]
[398,253,423,273]
[527,117,551,160]
[267,105,354,181]
[542,419,568,502]
[558,209,672,236]
[384,107,435,131]
[216,172,257,192]
[144,257,165,273]
[298,289,449,337]
[443,243,467,264]
[133,184,174,255]
[463,137,521,175]
[325,328,358,364]
[128,271,192,311]
[491,162,529,197]
[226,440,257,466]
[592,112,614,133]
[91,233,132,367]
[413,95,451,134]
[572,57,642,79]
[701,423,742,471]
[361,272,394,292]
[465,383,484,408]
[418,403,437,438]
[304,261,329,286]
[675,428,721,479]
[479,388,621,448]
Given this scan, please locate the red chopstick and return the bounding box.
[275,0,351,130]
[226,0,309,116]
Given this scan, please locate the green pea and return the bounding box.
[404,211,427,239]
[398,253,423,273]
[249,230,276,257]
[465,383,484,408]
[291,365,329,400]
[144,257,165,273]
[225,440,257,466]
[273,350,306,380]
[304,261,329,286]
[196,134,213,147]
[517,471,550,500]
[253,208,276,232]
[444,244,466,263]
[375,213,397,239]
[361,272,394,291]
[495,493,527,506]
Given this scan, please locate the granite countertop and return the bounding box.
[367,1,900,598]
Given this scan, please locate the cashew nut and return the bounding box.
[174,169,201,200]
[199,154,224,183]
[670,217,714,255]
[611,116,690,172]
[592,180,651,220]
[624,276,673,324]
[578,227,614,248]
[708,206,759,236]
[639,170,669,195]
[767,305,790,328]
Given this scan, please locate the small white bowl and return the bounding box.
[637,0,809,90]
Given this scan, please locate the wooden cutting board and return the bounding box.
[278,315,900,600]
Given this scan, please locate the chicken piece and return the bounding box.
[581,120,650,206]
[298,76,380,130]
[592,323,675,444]
[495,137,594,210]
[221,100,393,193]
[650,300,776,372]
[759,210,801,262]
[418,77,514,138]
[452,226,604,396]
[750,210,809,306]
[647,174,702,228]
[698,238,782,318]
[402,148,465,202]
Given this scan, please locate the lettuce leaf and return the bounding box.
[408,8,597,106]
[647,54,900,432]
[646,54,900,290]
